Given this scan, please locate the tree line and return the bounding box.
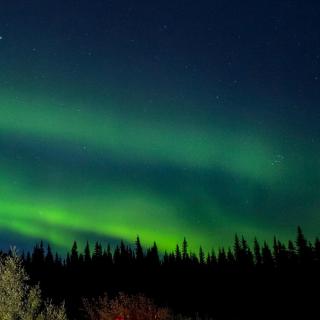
[0,226,319,319]
[13,226,320,272]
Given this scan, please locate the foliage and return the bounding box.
[83,292,171,320]
[0,249,67,320]
[1,226,318,319]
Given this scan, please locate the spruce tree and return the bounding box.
[233,234,242,267]
[182,237,189,261]
[84,241,91,264]
[70,241,79,265]
[175,245,182,263]
[135,236,144,264]
[262,242,274,270]
[45,245,54,266]
[218,248,227,268]
[296,226,309,266]
[254,238,262,267]
[227,248,235,268]
[314,238,320,264]
[150,242,160,266]
[92,242,103,264]
[199,246,205,265]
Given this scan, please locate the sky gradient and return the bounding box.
[0,1,320,252]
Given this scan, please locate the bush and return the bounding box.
[83,292,171,320]
[0,249,67,320]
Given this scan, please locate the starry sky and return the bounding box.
[0,1,320,252]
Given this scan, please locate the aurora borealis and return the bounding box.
[0,1,320,252]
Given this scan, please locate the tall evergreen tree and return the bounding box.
[206,252,211,265]
[25,252,31,269]
[273,237,280,268]
[210,249,217,267]
[190,252,198,264]
[103,244,113,265]
[233,234,242,267]
[65,253,71,266]
[84,241,91,264]
[113,245,121,265]
[241,236,254,269]
[287,240,297,266]
[92,242,103,264]
[175,245,182,263]
[182,237,189,261]
[296,226,310,266]
[199,246,205,265]
[54,253,61,266]
[163,251,169,265]
[262,241,274,270]
[32,241,45,268]
[135,236,144,263]
[227,248,235,268]
[119,241,129,265]
[254,238,262,266]
[45,245,54,266]
[218,248,227,268]
[314,238,320,265]
[276,240,289,269]
[149,242,160,266]
[70,241,79,265]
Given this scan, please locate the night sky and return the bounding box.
[0,1,320,252]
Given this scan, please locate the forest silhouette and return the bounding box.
[1,226,319,319]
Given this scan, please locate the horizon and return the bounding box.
[0,225,315,256]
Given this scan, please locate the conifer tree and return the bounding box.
[70,241,79,265]
[84,241,91,264]
[262,242,274,270]
[296,226,310,266]
[32,242,45,266]
[287,240,297,266]
[199,246,205,265]
[92,242,103,264]
[254,238,262,266]
[241,236,254,269]
[314,238,320,265]
[113,245,121,265]
[218,248,227,268]
[175,245,182,262]
[210,249,217,267]
[234,234,242,266]
[135,236,144,264]
[103,244,113,265]
[163,251,169,265]
[182,237,189,261]
[227,248,235,268]
[149,242,160,266]
[45,245,54,266]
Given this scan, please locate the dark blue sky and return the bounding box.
[0,1,319,251]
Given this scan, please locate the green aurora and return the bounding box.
[1,89,319,252]
[0,1,319,253]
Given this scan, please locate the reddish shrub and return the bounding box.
[83,292,171,320]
